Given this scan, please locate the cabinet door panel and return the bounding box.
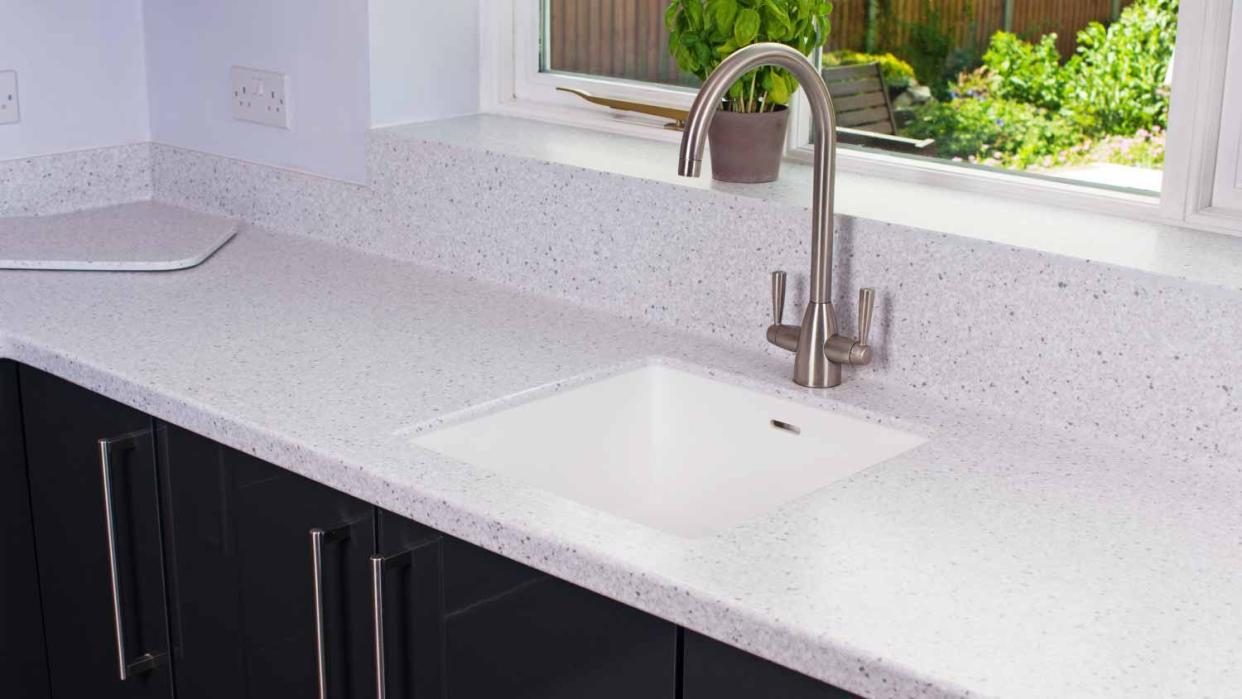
[0,360,51,698]
[155,424,245,698]
[159,424,376,699]
[20,366,172,699]
[378,510,678,699]
[371,522,446,699]
[683,630,859,699]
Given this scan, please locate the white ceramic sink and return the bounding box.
[413,365,926,537]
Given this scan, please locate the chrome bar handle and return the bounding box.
[371,550,414,699]
[311,529,329,699]
[99,433,160,681]
[311,525,352,699]
[371,556,387,699]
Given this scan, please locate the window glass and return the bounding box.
[542,0,698,88]
[542,0,1179,194]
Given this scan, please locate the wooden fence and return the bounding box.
[546,0,1134,86]
[827,0,1133,57]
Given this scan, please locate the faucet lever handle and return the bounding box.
[771,271,787,326]
[857,288,875,346]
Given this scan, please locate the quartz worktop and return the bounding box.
[1,224,1238,699]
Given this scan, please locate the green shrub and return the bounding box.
[903,96,1083,169]
[825,50,916,89]
[982,32,1065,111]
[898,0,1178,171]
[971,0,1178,137]
[901,1,967,97]
[1062,0,1179,135]
[948,66,991,99]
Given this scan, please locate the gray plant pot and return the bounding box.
[707,106,790,183]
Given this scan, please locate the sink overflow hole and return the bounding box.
[770,419,801,435]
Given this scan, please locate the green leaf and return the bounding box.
[765,1,793,40]
[709,0,738,30]
[768,71,793,104]
[734,8,760,45]
[664,1,681,32]
[684,0,705,30]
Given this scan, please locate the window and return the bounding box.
[484,1,1242,235]
[543,1,697,88]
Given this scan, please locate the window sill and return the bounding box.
[375,113,1242,291]
[492,96,1175,218]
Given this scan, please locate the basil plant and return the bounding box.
[666,0,833,113]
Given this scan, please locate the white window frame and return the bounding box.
[481,0,1242,236]
[1162,0,1242,233]
[482,1,815,152]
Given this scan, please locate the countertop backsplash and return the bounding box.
[5,121,1235,467]
[0,143,153,217]
[145,127,1242,469]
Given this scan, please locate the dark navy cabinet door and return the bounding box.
[377,510,679,699]
[19,366,173,699]
[0,360,51,698]
[683,631,860,699]
[157,423,376,699]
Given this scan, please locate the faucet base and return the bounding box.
[793,302,841,388]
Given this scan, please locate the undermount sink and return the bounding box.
[412,364,927,537]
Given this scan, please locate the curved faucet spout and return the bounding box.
[676,42,838,304]
[678,42,876,390]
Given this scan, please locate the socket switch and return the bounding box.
[0,71,18,125]
[231,66,288,129]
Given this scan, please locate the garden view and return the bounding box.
[545,0,1181,192]
[827,0,1178,190]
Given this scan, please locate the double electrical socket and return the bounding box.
[0,70,18,125]
[231,66,288,129]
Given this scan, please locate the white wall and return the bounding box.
[143,0,372,182]
[369,0,480,127]
[1,0,479,180]
[0,0,150,160]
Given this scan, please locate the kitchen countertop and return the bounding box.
[1,223,1238,699]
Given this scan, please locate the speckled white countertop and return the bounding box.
[1,225,1238,699]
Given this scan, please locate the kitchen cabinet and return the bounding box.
[157,423,376,699]
[0,360,51,698]
[377,510,678,699]
[158,418,676,699]
[19,366,174,699]
[682,630,860,699]
[6,363,854,699]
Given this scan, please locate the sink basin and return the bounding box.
[412,364,926,537]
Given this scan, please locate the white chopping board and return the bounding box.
[0,201,239,271]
